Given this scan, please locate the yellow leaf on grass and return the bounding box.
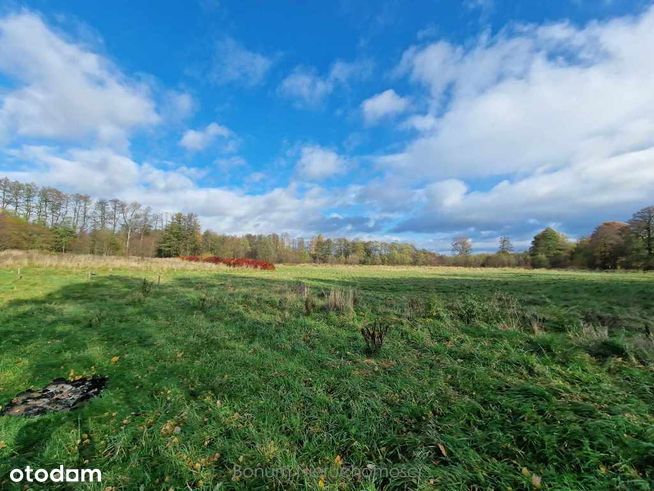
[111,356,120,364]
[0,441,7,450]
[334,455,343,465]
[437,443,448,457]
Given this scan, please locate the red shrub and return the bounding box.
[179,255,275,270]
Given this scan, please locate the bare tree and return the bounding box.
[0,177,10,209]
[137,206,152,257]
[22,183,39,221]
[109,198,121,234]
[452,236,472,256]
[78,195,92,233]
[52,189,69,226]
[8,180,23,214]
[119,201,142,256]
[498,236,513,254]
[93,199,109,231]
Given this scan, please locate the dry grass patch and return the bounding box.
[0,250,224,272]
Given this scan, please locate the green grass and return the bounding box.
[0,264,653,490]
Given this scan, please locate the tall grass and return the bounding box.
[0,250,224,272]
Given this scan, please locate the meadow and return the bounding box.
[0,252,653,490]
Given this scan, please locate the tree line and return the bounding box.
[0,177,440,265]
[1,176,653,269]
[449,208,654,270]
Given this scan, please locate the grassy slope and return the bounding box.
[0,264,653,490]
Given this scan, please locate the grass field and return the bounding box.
[1,255,653,489]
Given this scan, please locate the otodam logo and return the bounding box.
[9,466,102,484]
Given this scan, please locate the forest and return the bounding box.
[1,176,653,269]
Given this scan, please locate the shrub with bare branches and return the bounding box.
[361,318,392,355]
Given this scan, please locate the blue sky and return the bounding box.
[1,0,653,252]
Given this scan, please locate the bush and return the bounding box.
[531,254,550,269]
[360,318,392,355]
[180,255,275,270]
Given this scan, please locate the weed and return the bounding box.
[405,296,425,319]
[580,322,609,340]
[325,287,356,314]
[629,334,654,365]
[304,294,316,315]
[139,278,154,300]
[585,338,629,360]
[87,311,106,328]
[360,317,392,355]
[424,295,451,325]
[295,282,311,299]
[198,287,215,311]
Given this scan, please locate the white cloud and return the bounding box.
[401,114,438,132]
[215,155,247,169]
[4,144,340,236]
[295,145,347,180]
[6,145,140,196]
[389,9,654,179]
[424,179,468,208]
[361,89,410,124]
[328,58,374,85]
[395,147,654,233]
[0,12,159,148]
[211,37,273,87]
[279,59,372,107]
[279,67,333,107]
[372,6,654,236]
[179,122,232,152]
[162,91,195,122]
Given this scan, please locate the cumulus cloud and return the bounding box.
[361,89,410,124]
[395,147,654,234]
[376,6,654,237]
[211,37,273,87]
[0,11,371,239]
[5,145,140,196]
[388,8,654,179]
[0,11,159,148]
[279,59,372,107]
[3,144,349,236]
[279,67,333,107]
[161,91,195,122]
[179,122,232,152]
[295,145,347,180]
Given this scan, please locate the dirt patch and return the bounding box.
[1,376,108,416]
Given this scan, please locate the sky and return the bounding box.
[1,0,654,253]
